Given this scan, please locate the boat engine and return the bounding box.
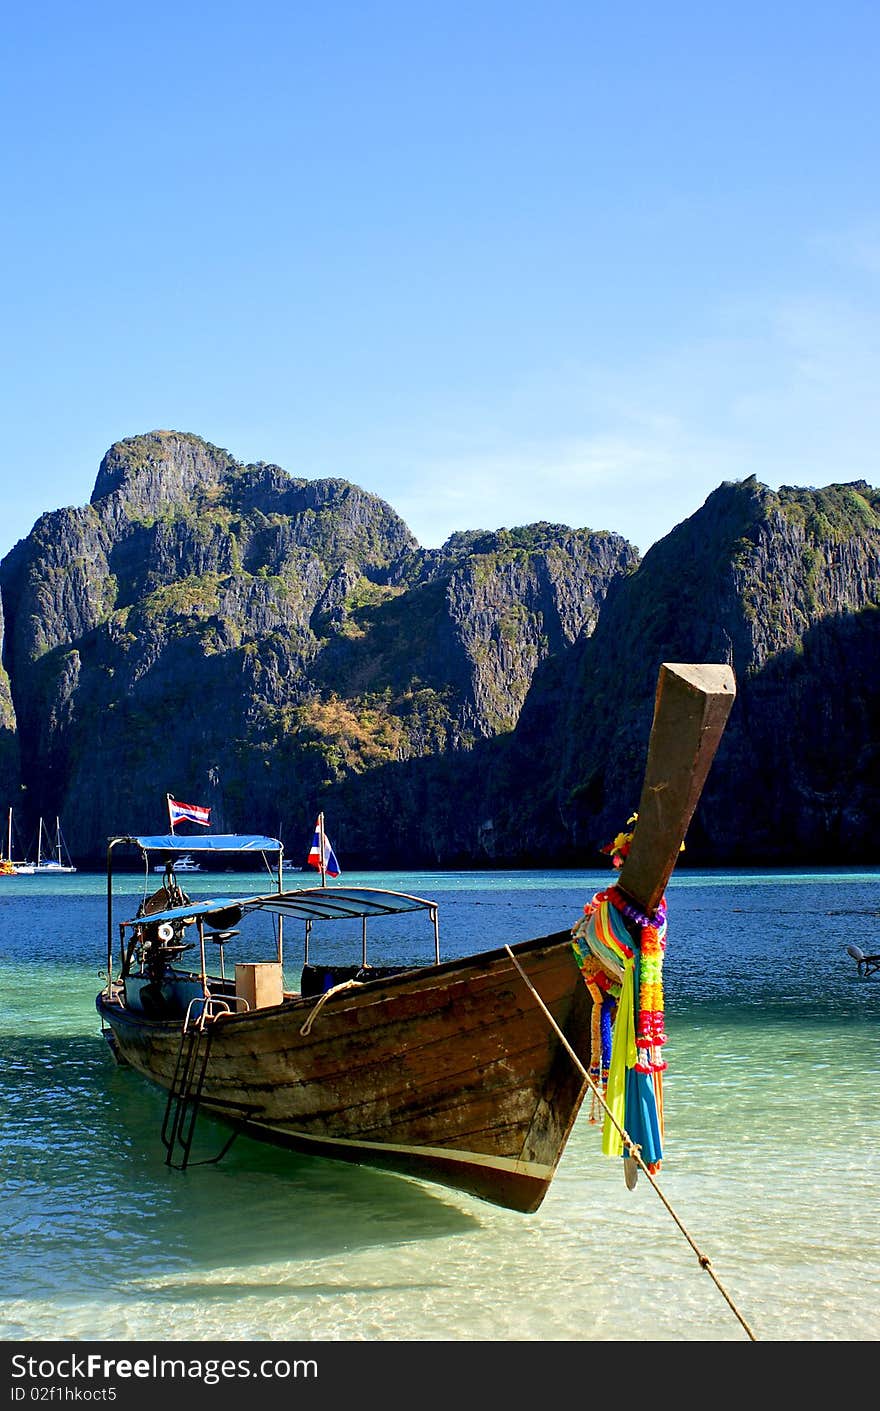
[128,877,195,979]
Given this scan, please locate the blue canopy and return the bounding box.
[112,833,283,853]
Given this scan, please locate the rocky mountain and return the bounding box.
[0,430,635,861]
[0,594,17,814]
[1,432,877,867]
[490,475,880,865]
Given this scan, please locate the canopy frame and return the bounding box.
[105,831,286,982]
[104,832,441,993]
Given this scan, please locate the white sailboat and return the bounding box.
[1,808,35,874]
[32,817,77,875]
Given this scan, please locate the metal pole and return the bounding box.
[198,918,208,999]
[276,844,283,966]
[106,840,115,983]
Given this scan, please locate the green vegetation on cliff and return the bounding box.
[0,438,876,866]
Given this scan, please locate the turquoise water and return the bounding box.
[1,867,878,1343]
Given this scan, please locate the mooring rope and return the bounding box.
[299,978,362,1035]
[504,944,758,1342]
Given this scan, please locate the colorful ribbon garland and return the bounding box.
[571,885,667,1172]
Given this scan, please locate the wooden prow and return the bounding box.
[616,662,736,915]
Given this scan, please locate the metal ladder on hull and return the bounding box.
[161,998,235,1170]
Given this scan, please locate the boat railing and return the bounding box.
[847,943,880,978]
[99,975,125,1004]
[183,994,250,1032]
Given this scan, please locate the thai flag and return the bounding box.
[307,817,340,877]
[167,796,211,829]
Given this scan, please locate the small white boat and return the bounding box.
[153,853,202,873]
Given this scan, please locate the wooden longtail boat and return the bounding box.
[96,662,735,1213]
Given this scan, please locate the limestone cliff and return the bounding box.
[0,431,634,858]
[473,476,880,866]
[1,434,877,866]
[0,595,19,813]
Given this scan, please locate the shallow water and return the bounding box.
[1,866,878,1342]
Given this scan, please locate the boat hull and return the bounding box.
[96,929,593,1213]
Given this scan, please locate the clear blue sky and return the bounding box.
[2,1,877,559]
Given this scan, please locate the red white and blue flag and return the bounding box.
[167,795,211,830]
[307,815,340,877]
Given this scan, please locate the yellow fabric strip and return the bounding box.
[602,952,636,1157]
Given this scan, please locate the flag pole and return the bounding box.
[318,811,326,888]
[167,793,175,835]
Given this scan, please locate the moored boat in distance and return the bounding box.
[32,817,77,875]
[96,662,736,1213]
[1,807,36,874]
[152,853,202,873]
